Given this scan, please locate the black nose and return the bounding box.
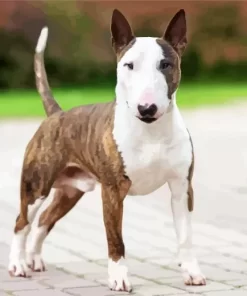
[138,104,158,117]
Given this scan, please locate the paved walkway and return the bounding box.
[1,102,247,295]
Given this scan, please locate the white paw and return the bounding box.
[9,227,31,277]
[26,252,46,272]
[26,225,47,272]
[108,258,132,292]
[179,258,206,286]
[8,256,31,277]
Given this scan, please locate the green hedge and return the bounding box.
[0,29,247,90]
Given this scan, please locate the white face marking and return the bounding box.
[108,257,132,292]
[116,37,170,118]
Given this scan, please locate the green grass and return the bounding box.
[0,83,247,118]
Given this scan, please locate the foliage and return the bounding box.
[1,83,247,117]
[0,2,247,90]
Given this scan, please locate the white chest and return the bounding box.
[119,139,170,195]
[113,103,192,196]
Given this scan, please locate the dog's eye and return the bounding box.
[124,62,134,70]
[159,60,171,70]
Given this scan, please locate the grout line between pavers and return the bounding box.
[53,266,88,279]
[62,287,106,296]
[42,240,99,263]
[198,261,247,274]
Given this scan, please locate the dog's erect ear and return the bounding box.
[111,9,135,53]
[163,9,187,55]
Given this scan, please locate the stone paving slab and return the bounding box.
[133,285,186,295]
[2,103,247,295]
[159,278,233,293]
[12,290,74,296]
[64,286,129,296]
[204,291,247,296]
[1,280,48,292]
[226,279,247,288]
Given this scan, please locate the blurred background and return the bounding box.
[0,0,247,117]
[2,3,247,294]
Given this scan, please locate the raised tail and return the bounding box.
[34,27,61,116]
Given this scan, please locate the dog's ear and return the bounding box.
[111,9,135,53]
[163,9,187,55]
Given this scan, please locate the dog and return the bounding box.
[8,9,206,292]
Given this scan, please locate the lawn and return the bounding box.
[0,83,247,118]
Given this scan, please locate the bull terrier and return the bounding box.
[8,9,206,292]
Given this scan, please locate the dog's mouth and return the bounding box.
[137,117,157,124]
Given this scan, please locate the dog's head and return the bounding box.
[112,9,187,123]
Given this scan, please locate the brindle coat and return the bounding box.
[16,101,132,260]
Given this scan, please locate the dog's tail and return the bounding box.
[34,27,61,116]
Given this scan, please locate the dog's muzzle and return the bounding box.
[137,103,158,124]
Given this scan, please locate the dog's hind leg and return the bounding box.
[8,147,65,277]
[26,186,84,271]
[25,166,95,272]
[9,196,46,277]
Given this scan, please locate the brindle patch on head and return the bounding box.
[156,38,181,100]
[116,38,136,62]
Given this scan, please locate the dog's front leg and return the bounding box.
[168,178,206,286]
[102,181,132,293]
